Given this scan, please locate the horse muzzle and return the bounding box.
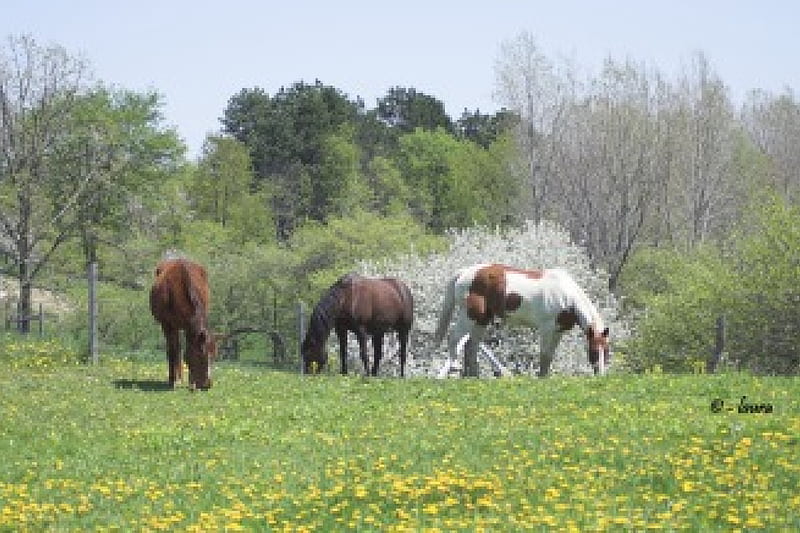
[189,378,212,391]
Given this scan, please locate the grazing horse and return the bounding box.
[434,264,610,377]
[302,273,414,377]
[149,258,216,390]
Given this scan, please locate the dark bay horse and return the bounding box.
[302,273,414,377]
[149,258,216,390]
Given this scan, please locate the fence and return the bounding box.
[3,301,45,335]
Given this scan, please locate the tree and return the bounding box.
[673,52,736,246]
[394,128,524,232]
[376,87,453,133]
[60,87,185,267]
[494,31,576,223]
[221,81,362,239]
[554,58,662,289]
[456,108,518,148]
[740,88,800,202]
[192,134,275,245]
[0,35,89,331]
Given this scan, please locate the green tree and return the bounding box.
[377,87,454,133]
[60,87,185,269]
[730,196,800,373]
[0,35,90,331]
[394,128,523,231]
[287,210,443,304]
[621,195,800,374]
[221,81,362,238]
[315,125,371,220]
[456,108,519,148]
[364,156,411,216]
[192,135,273,244]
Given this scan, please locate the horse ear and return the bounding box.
[602,327,609,338]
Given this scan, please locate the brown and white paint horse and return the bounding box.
[150,258,216,390]
[434,264,610,377]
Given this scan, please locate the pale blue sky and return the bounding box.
[4,1,798,159]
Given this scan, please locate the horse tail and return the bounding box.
[434,273,458,345]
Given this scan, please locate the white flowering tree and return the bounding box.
[355,220,630,377]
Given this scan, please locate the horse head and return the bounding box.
[187,327,216,390]
[585,325,610,375]
[301,336,328,374]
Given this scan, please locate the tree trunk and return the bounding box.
[17,187,32,334]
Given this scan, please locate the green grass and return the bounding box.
[0,341,798,531]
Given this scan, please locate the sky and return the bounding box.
[4,1,799,159]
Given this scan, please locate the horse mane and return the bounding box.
[180,260,208,332]
[546,269,602,331]
[306,273,358,344]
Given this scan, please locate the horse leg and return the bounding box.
[336,328,348,375]
[538,330,562,378]
[355,329,370,376]
[463,324,486,378]
[162,325,181,387]
[398,329,409,378]
[371,333,383,377]
[441,312,472,378]
[184,329,198,388]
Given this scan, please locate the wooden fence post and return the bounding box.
[297,301,305,374]
[707,315,725,374]
[88,261,98,364]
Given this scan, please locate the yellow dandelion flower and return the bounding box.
[745,516,764,528]
[423,503,439,515]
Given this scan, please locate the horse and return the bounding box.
[434,264,610,377]
[149,258,216,390]
[301,273,414,377]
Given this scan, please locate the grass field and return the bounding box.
[0,340,798,531]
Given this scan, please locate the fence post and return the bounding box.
[38,303,43,336]
[88,261,98,364]
[707,315,725,374]
[297,301,305,374]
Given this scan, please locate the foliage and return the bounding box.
[221,81,364,238]
[221,80,521,239]
[376,86,454,133]
[621,246,734,372]
[393,128,523,231]
[58,281,163,357]
[455,108,519,148]
[622,195,800,374]
[191,135,273,244]
[727,196,800,373]
[289,210,444,306]
[0,358,798,531]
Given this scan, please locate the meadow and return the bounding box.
[0,339,798,531]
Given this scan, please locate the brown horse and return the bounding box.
[302,273,414,377]
[149,258,216,390]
